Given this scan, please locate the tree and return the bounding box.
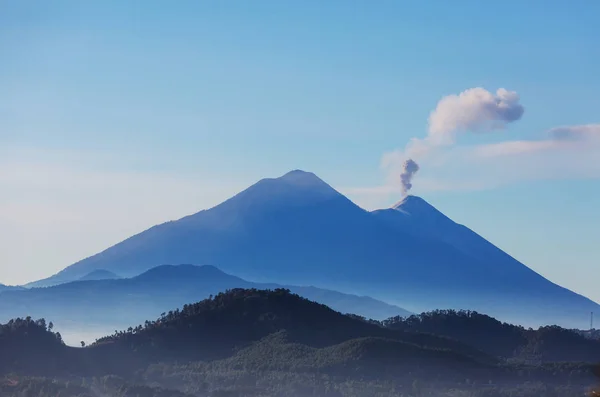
[80,341,86,347]
[36,318,47,330]
[412,379,422,397]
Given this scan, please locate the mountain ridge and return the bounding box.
[22,170,600,328]
[2,264,411,344]
[78,269,120,281]
[0,283,23,293]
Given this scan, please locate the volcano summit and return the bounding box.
[27,170,599,328]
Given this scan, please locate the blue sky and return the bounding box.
[2,1,600,302]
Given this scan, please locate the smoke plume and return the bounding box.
[400,158,419,195]
[392,87,524,195]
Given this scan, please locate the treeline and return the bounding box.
[0,316,66,374]
[1,370,593,397]
[4,290,600,367]
[0,316,63,343]
[0,289,598,397]
[0,375,194,397]
[95,288,334,343]
[381,309,600,363]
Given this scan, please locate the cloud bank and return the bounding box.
[548,124,600,142]
[475,124,600,158]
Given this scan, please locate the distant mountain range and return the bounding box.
[0,264,410,343]
[23,170,600,328]
[77,269,120,281]
[0,283,23,292]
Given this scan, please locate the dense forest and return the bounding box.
[1,288,599,397]
[383,309,600,363]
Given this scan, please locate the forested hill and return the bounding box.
[0,289,598,397]
[2,289,600,374]
[0,317,66,374]
[0,289,496,382]
[93,288,490,365]
[384,309,600,363]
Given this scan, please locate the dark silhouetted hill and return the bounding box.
[92,288,491,365]
[384,309,600,363]
[0,317,66,374]
[1,289,597,396]
[213,331,491,380]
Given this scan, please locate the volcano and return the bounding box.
[26,170,599,328]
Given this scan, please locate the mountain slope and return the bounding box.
[383,309,600,363]
[0,265,410,343]
[371,196,598,325]
[0,284,23,293]
[28,171,486,289]
[374,196,549,281]
[26,170,600,328]
[0,289,486,377]
[92,288,493,365]
[214,331,492,380]
[0,317,66,374]
[0,289,516,383]
[78,269,120,281]
[1,290,595,397]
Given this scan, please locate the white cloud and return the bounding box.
[385,87,526,196]
[428,87,525,145]
[378,90,598,201]
[364,123,600,207]
[548,123,600,142]
[474,124,600,158]
[472,140,561,157]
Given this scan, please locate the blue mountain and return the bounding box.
[0,283,23,293]
[78,269,120,281]
[1,264,410,345]
[25,170,599,328]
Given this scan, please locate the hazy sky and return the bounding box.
[2,1,600,302]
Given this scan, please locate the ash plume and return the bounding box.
[400,158,420,195]
[389,87,525,195]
